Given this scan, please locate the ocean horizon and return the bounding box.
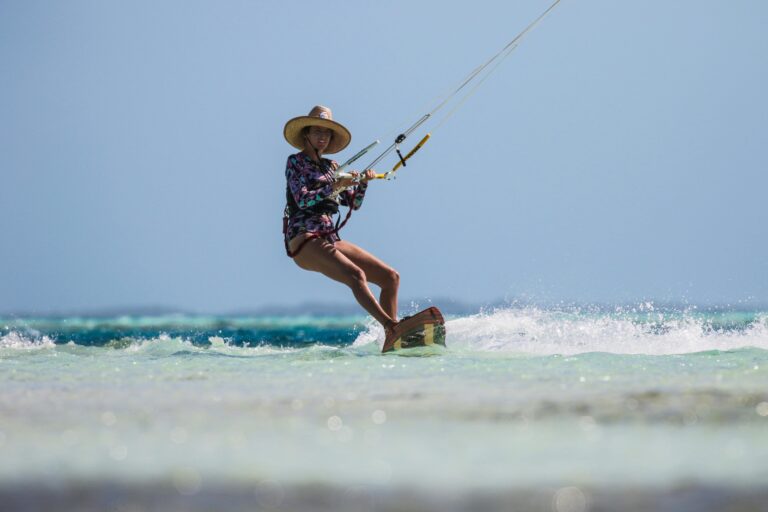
[4,295,767,318]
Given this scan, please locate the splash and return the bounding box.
[0,331,56,351]
[3,308,767,357]
[351,306,768,355]
[444,307,768,355]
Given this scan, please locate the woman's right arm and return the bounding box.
[285,156,335,209]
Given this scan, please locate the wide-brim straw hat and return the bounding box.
[283,105,351,155]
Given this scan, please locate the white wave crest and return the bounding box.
[112,334,304,357]
[0,331,56,350]
[447,308,768,355]
[351,308,768,355]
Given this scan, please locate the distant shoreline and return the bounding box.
[2,298,766,319]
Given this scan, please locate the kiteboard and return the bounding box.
[382,307,446,353]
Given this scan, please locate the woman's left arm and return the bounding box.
[339,181,368,210]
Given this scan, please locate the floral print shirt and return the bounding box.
[284,152,368,242]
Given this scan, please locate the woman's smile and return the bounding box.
[308,127,332,149]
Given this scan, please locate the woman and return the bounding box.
[283,105,399,338]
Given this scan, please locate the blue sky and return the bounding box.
[2,0,767,314]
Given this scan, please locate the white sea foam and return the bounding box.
[351,319,384,349]
[353,307,768,355]
[0,331,56,350]
[447,308,768,355]
[111,334,293,357]
[112,334,334,358]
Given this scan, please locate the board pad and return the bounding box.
[382,307,446,353]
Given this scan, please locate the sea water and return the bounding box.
[1,305,767,510]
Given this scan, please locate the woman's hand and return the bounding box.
[334,171,358,190]
[334,169,376,193]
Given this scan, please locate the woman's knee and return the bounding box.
[345,266,368,289]
[385,268,400,289]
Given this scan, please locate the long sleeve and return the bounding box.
[338,181,368,211]
[285,155,335,209]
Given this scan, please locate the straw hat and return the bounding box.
[283,105,351,154]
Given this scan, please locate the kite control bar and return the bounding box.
[336,133,431,182]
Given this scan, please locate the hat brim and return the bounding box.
[283,116,351,154]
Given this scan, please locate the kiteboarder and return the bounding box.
[282,105,400,338]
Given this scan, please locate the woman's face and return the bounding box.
[305,126,333,153]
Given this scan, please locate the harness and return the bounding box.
[282,158,357,258]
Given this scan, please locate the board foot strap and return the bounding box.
[382,307,446,353]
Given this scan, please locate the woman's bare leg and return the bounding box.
[290,235,395,329]
[335,240,399,321]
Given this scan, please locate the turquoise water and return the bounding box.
[1,306,768,505]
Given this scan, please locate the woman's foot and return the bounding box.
[384,319,398,340]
